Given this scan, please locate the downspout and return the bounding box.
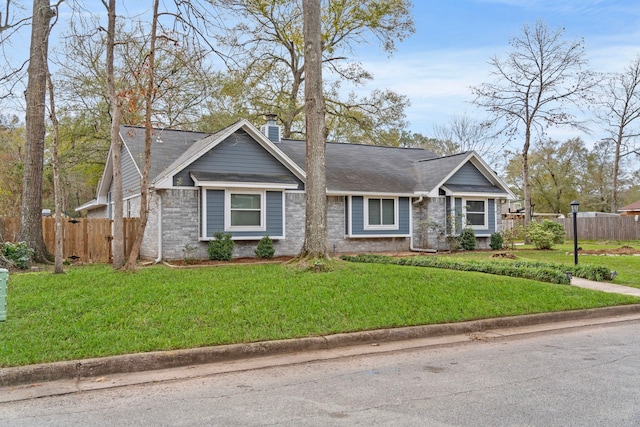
[154,191,163,263]
[410,195,437,253]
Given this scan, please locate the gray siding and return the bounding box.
[445,162,492,186]
[206,189,224,235]
[486,198,496,235]
[454,197,463,233]
[205,189,283,239]
[173,131,303,189]
[265,191,284,236]
[121,145,141,195]
[350,196,410,236]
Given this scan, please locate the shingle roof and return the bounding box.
[278,139,438,193]
[119,123,510,197]
[619,199,640,211]
[120,125,211,182]
[414,152,471,192]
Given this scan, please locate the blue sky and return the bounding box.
[353,0,640,143]
[5,0,640,145]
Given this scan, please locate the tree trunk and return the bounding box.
[19,0,54,263]
[522,127,531,226]
[299,0,328,259]
[125,0,159,270]
[105,0,125,269]
[611,129,623,213]
[47,68,64,273]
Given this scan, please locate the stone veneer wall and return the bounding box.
[151,190,416,261]
[92,192,505,260]
[411,197,447,251]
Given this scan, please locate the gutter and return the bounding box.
[154,191,163,263]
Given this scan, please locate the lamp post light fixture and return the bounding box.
[570,200,580,265]
[530,203,535,221]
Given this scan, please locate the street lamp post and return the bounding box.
[570,200,580,265]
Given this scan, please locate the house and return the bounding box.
[76,119,516,260]
[619,199,640,216]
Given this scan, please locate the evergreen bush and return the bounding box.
[459,228,476,250]
[255,235,275,259]
[490,232,504,250]
[208,232,234,261]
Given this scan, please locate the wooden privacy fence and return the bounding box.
[503,217,640,241]
[553,216,640,241]
[0,217,139,263]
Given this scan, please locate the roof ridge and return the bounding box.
[417,151,471,162]
[120,124,212,136]
[279,138,435,152]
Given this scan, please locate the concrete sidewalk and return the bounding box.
[570,277,640,297]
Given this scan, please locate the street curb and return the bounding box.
[2,304,640,388]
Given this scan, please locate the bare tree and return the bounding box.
[46,68,63,273]
[102,0,125,268]
[0,1,32,101]
[472,21,597,223]
[298,0,327,260]
[19,0,57,263]
[208,0,413,140]
[125,0,159,270]
[595,55,640,212]
[432,114,504,166]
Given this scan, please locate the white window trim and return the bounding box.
[224,190,266,232]
[463,198,488,230]
[363,196,399,231]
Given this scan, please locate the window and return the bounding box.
[366,197,397,228]
[465,200,487,228]
[226,191,264,231]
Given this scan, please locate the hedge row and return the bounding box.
[340,254,613,285]
[512,261,613,281]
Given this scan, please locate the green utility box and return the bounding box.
[0,268,7,321]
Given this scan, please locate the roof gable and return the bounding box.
[173,130,304,189]
[416,151,516,199]
[154,120,305,189]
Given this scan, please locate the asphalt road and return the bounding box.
[2,320,640,426]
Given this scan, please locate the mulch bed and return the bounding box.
[575,246,640,255]
[167,256,294,267]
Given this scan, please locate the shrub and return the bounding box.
[2,241,34,269]
[526,220,565,250]
[342,254,572,284]
[458,228,476,250]
[208,232,234,261]
[490,232,504,250]
[255,235,275,259]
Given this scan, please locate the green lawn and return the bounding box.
[444,241,640,288]
[1,260,638,367]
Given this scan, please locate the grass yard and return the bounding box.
[1,260,638,367]
[444,241,640,288]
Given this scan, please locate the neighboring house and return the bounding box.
[77,119,516,260]
[619,199,640,216]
